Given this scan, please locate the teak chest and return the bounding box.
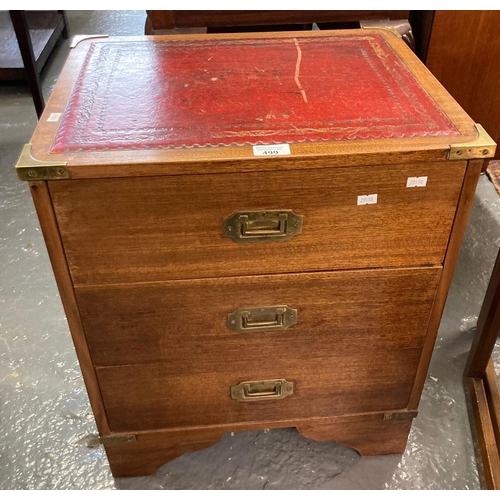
[17,30,496,477]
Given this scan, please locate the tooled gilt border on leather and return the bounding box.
[51,35,459,152]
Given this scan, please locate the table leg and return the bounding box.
[9,10,45,119]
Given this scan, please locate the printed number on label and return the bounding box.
[406,176,428,187]
[357,194,378,205]
[253,144,291,156]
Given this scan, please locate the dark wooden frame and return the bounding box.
[143,11,415,51]
[145,10,410,33]
[464,244,500,489]
[3,10,69,118]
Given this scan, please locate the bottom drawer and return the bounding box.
[76,267,441,432]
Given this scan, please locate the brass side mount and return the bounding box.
[99,435,137,446]
[15,144,68,181]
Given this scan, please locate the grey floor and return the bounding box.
[1,10,500,490]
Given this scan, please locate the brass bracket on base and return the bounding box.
[15,144,68,181]
[383,411,418,421]
[99,435,137,446]
[448,124,497,160]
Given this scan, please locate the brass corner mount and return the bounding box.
[360,24,402,39]
[15,144,68,181]
[448,124,497,160]
[70,34,109,49]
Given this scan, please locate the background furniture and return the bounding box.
[146,10,500,164]
[145,10,414,50]
[421,11,500,161]
[145,10,410,34]
[464,249,500,489]
[0,11,68,118]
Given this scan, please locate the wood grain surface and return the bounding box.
[50,162,464,286]
[98,354,422,433]
[149,11,411,30]
[466,377,500,489]
[104,411,412,477]
[87,267,440,432]
[77,267,441,367]
[104,427,225,477]
[408,158,483,408]
[465,245,500,378]
[296,413,412,456]
[28,181,110,434]
[460,175,500,488]
[485,359,500,450]
[425,11,500,160]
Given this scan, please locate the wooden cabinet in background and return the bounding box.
[1,11,69,117]
[145,10,410,34]
[423,11,500,161]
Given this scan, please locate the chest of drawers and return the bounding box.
[17,30,496,477]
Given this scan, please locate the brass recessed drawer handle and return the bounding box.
[223,210,303,242]
[231,379,294,402]
[228,306,297,333]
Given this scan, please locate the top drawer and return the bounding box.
[50,161,465,286]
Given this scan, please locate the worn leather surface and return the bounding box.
[51,35,458,152]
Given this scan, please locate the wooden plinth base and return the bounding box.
[103,412,413,478]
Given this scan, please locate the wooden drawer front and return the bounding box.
[50,162,464,286]
[76,267,441,431]
[97,355,421,432]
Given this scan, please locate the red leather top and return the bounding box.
[51,35,458,152]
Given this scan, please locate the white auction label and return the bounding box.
[253,144,291,156]
[47,113,62,122]
[406,176,428,187]
[357,194,378,206]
